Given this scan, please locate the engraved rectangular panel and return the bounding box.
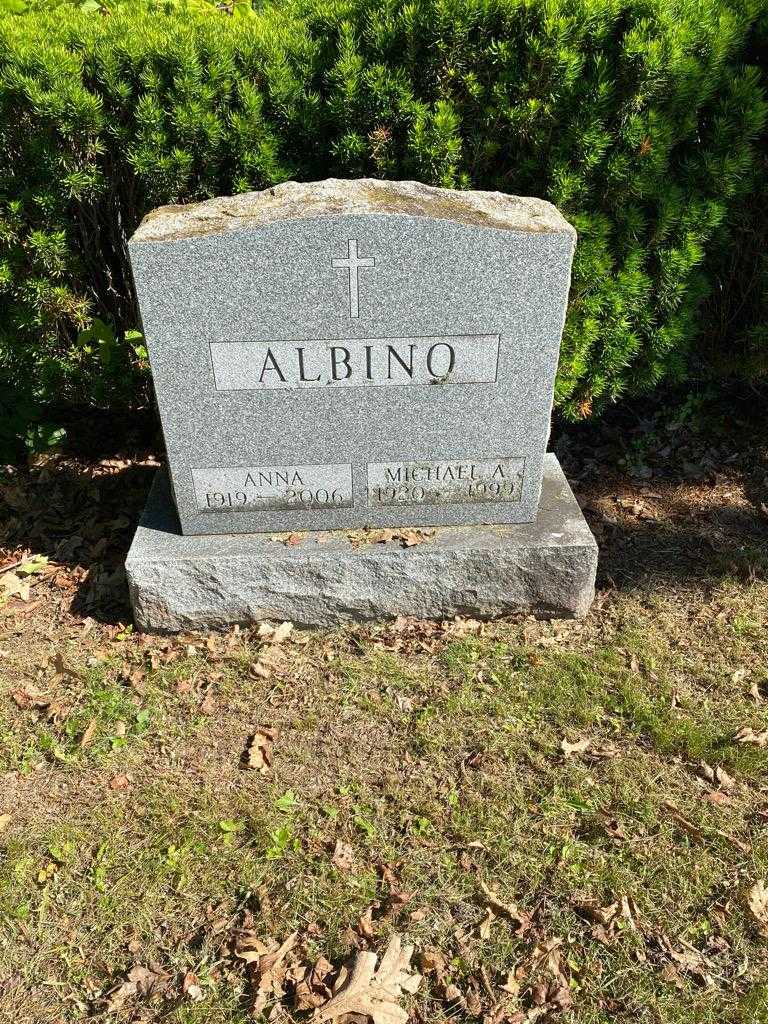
[210,334,499,391]
[367,457,525,507]
[192,464,353,512]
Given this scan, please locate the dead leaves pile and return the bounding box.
[232,925,421,1023]
[314,934,421,1024]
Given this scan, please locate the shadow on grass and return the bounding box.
[0,457,157,625]
[586,490,768,591]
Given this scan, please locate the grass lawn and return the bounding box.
[1,400,767,1023]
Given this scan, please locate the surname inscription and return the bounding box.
[210,334,499,391]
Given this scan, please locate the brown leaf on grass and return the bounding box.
[293,956,335,1011]
[356,906,377,942]
[109,774,130,791]
[331,840,355,872]
[200,691,217,715]
[464,981,483,1017]
[662,800,750,853]
[105,964,170,1011]
[587,741,620,760]
[104,980,137,1013]
[0,814,11,832]
[498,970,520,996]
[661,801,703,839]
[236,930,299,1017]
[244,727,276,773]
[52,651,84,680]
[444,982,467,1011]
[560,736,590,758]
[735,726,768,747]
[747,880,768,936]
[313,933,421,1024]
[11,686,51,710]
[250,645,288,679]
[698,762,736,792]
[528,939,573,1013]
[572,898,621,945]
[1,572,30,601]
[182,971,205,1002]
[651,932,714,988]
[477,906,495,940]
[418,947,448,979]
[128,964,171,996]
[79,718,98,750]
[478,880,531,935]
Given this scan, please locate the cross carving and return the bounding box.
[332,239,375,318]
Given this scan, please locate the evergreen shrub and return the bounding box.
[0,0,765,451]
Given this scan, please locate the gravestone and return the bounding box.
[125,179,597,630]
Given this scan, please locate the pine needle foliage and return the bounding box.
[0,0,765,427]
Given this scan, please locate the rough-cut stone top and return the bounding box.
[130,178,575,244]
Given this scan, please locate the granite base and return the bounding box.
[125,454,597,632]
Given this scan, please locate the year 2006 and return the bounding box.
[204,487,348,508]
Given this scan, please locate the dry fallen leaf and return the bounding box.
[1,571,30,601]
[313,933,421,1024]
[735,726,768,747]
[244,726,276,773]
[236,929,298,1016]
[182,971,205,1002]
[258,620,294,644]
[356,906,377,942]
[698,762,736,792]
[652,931,714,988]
[52,651,84,680]
[0,813,11,832]
[11,686,51,710]
[272,621,294,644]
[477,906,495,940]
[748,880,768,936]
[331,839,355,872]
[560,736,590,758]
[418,947,447,978]
[105,964,170,1011]
[80,718,98,750]
[529,939,572,1012]
[661,801,703,839]
[293,956,335,1011]
[572,898,621,945]
[477,880,530,935]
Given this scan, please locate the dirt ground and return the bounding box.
[0,390,767,1024]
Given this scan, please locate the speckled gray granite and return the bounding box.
[126,454,597,632]
[129,179,576,536]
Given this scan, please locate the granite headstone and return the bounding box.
[126,179,598,630]
[128,179,576,535]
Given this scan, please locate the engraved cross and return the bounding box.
[332,239,375,319]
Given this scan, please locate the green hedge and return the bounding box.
[0,0,765,448]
